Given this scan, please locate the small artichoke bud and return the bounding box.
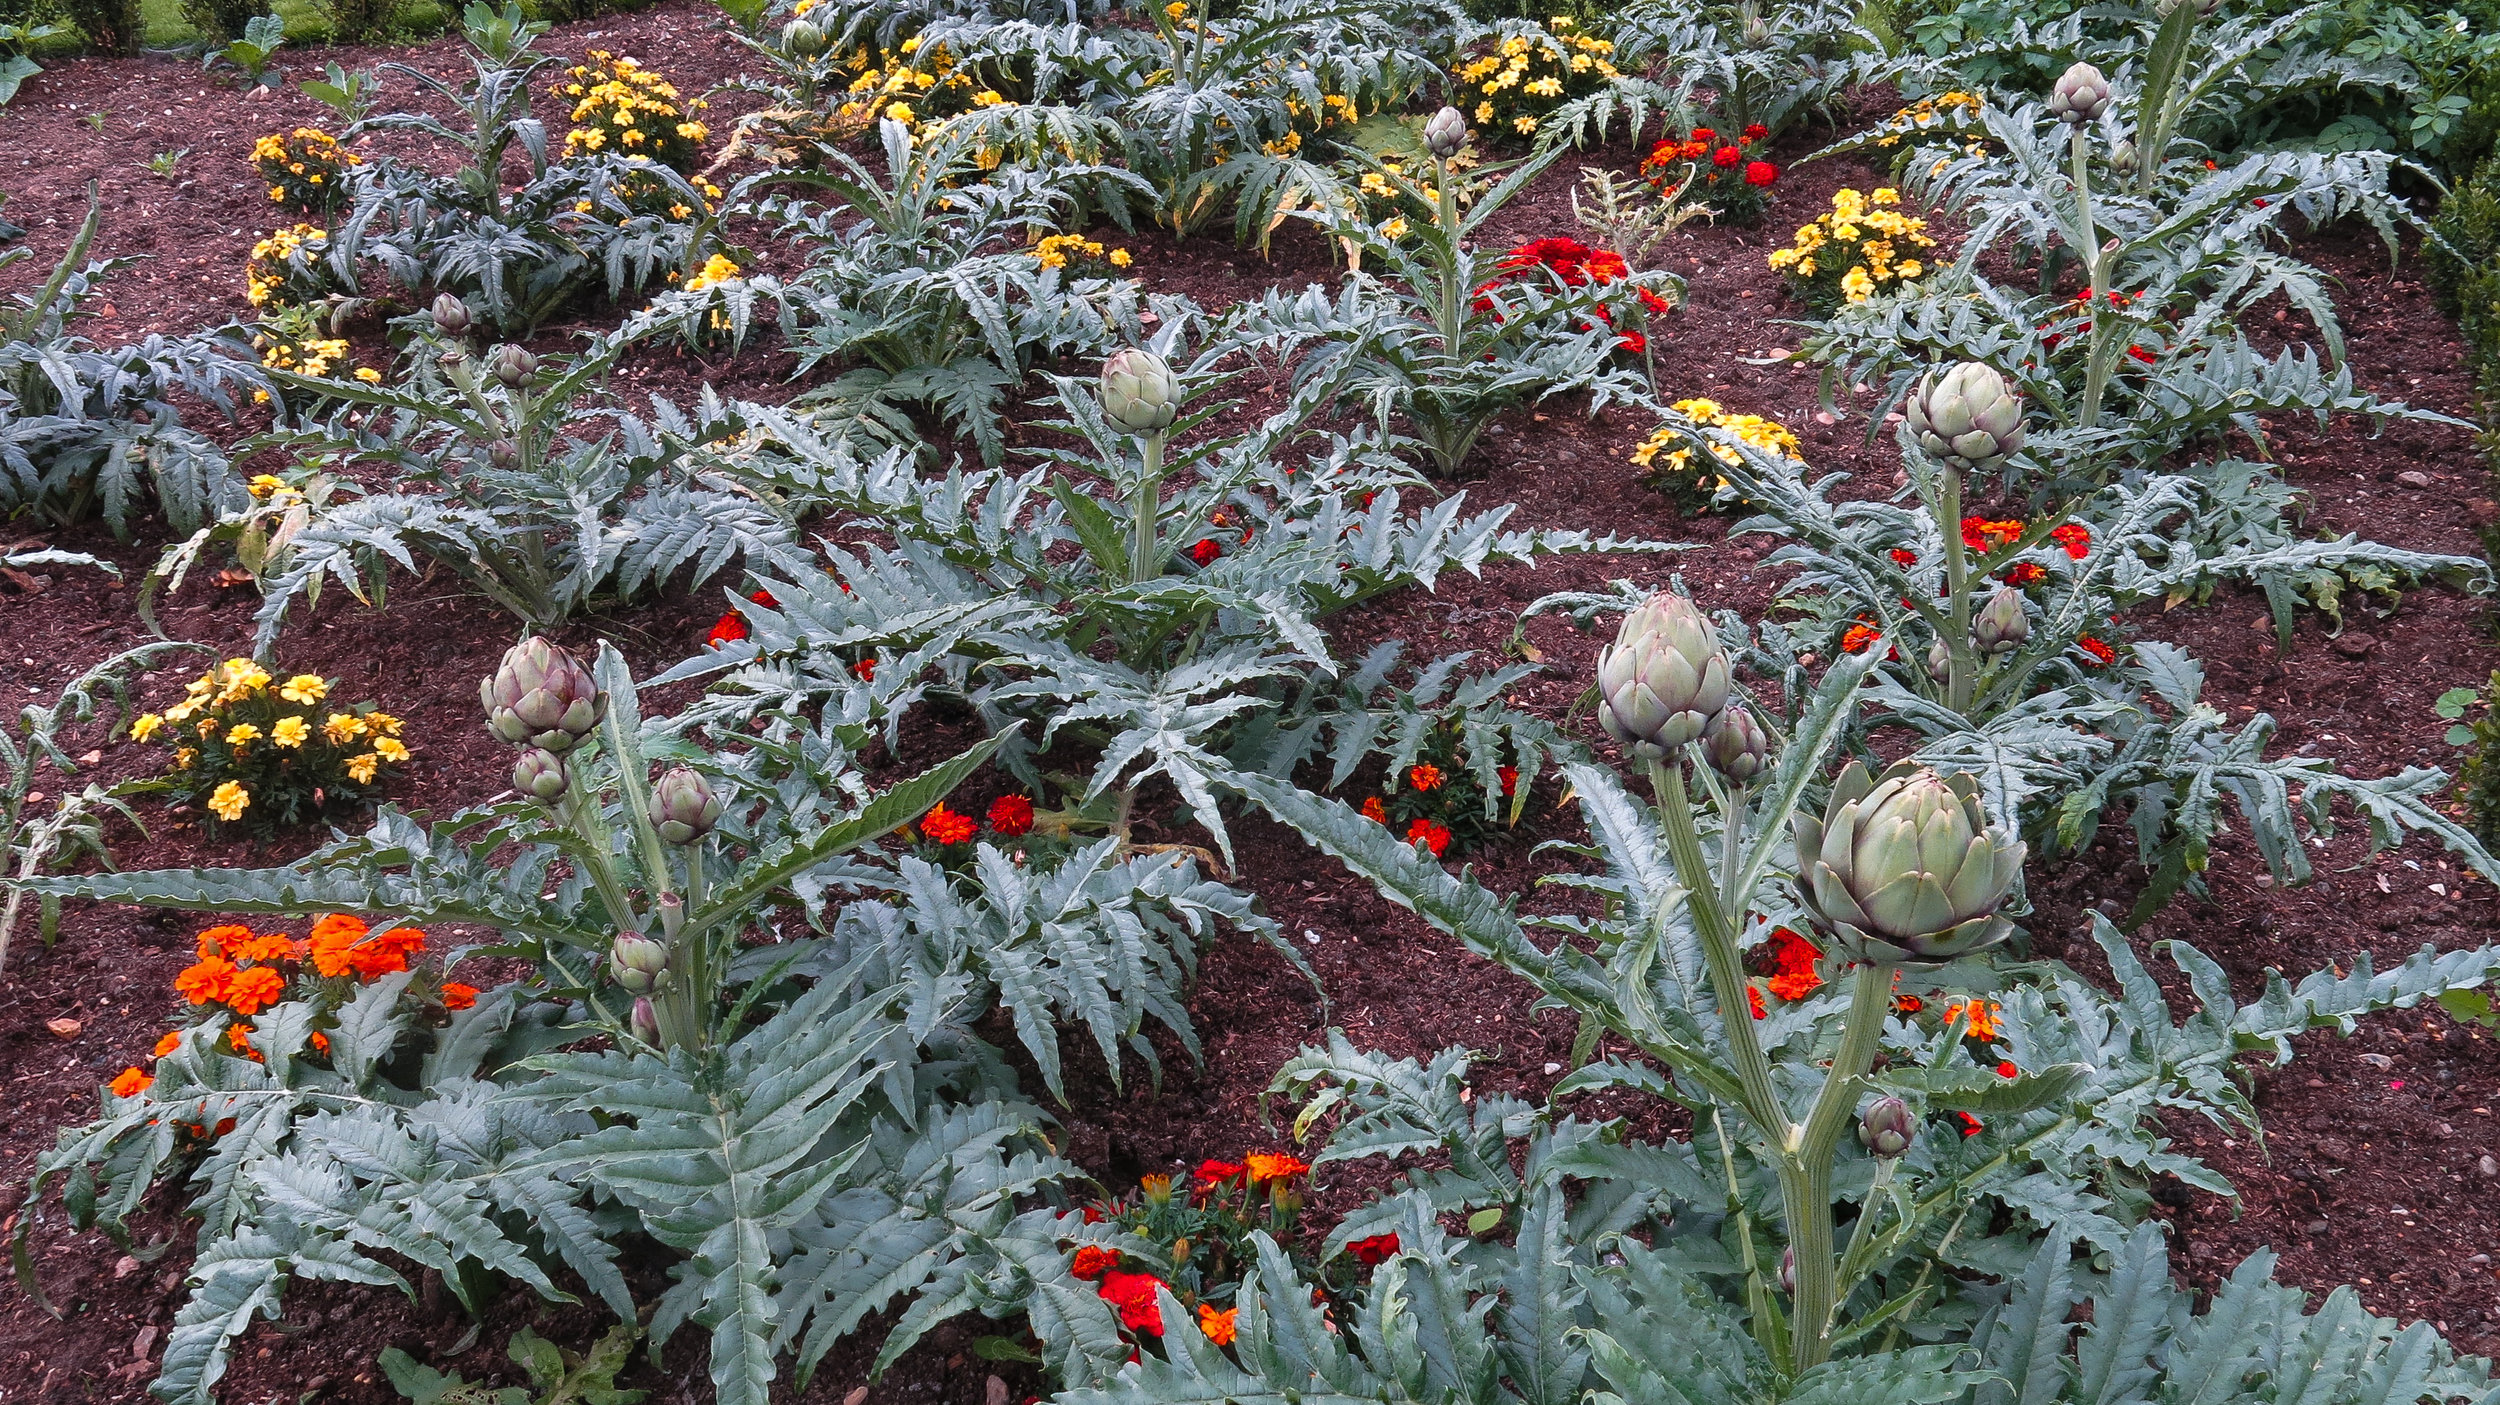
[487,438,520,470]
[1099,348,1178,434]
[430,293,473,339]
[481,637,608,753]
[629,996,661,1046]
[1701,706,1771,785]
[2109,137,2138,176]
[1791,760,2028,968]
[1926,637,1951,685]
[1778,1245,1796,1297]
[512,747,569,802]
[1595,593,1731,758]
[1858,1096,1916,1158]
[1905,361,2026,472]
[2046,61,2111,126]
[1423,105,1466,159]
[1972,586,2030,656]
[610,932,668,993]
[780,16,827,56]
[651,766,722,845]
[490,344,538,388]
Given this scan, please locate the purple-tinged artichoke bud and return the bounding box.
[1906,361,2026,472]
[512,747,569,802]
[651,766,722,845]
[431,293,473,338]
[1778,1245,1796,1297]
[1595,592,1730,758]
[1972,586,2030,656]
[490,344,538,389]
[610,931,668,993]
[1702,706,1772,785]
[2046,62,2111,125]
[487,438,519,470]
[630,996,660,1046]
[2110,138,2138,176]
[1099,349,1177,434]
[1791,761,2027,968]
[781,16,827,56]
[1926,638,1951,685]
[481,637,607,753]
[1424,105,1466,159]
[1858,1096,1916,1158]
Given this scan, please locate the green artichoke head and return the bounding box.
[490,343,538,389]
[652,766,723,845]
[1100,348,1178,434]
[1906,361,2025,471]
[1973,585,2030,655]
[2109,137,2138,176]
[512,747,569,802]
[430,293,472,339]
[2046,62,2111,125]
[1595,592,1730,757]
[1423,106,1466,159]
[781,16,827,56]
[610,931,668,992]
[1702,705,1771,785]
[1858,1096,1915,1157]
[629,996,660,1045]
[481,637,607,753]
[1792,760,2026,967]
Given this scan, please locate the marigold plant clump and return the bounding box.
[1454,19,1618,142]
[1768,186,1937,312]
[1034,233,1135,275]
[128,659,410,837]
[562,51,709,174]
[829,38,1004,138]
[1631,397,1803,510]
[1640,122,1778,224]
[252,128,361,212]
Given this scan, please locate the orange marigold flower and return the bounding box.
[1959,517,2025,552]
[152,1031,183,1058]
[228,1023,257,1055]
[2048,522,2091,559]
[223,965,288,1017]
[922,803,978,846]
[1361,796,1388,823]
[1244,1152,1308,1184]
[308,913,368,946]
[1408,763,1444,792]
[231,932,303,964]
[2076,636,2117,667]
[1071,1244,1120,1280]
[441,982,479,1011]
[174,955,237,1006]
[1748,983,1767,1019]
[110,1067,152,1098]
[1998,562,2048,587]
[1943,999,2002,1041]
[195,924,252,960]
[1839,623,1880,654]
[1198,1303,1239,1345]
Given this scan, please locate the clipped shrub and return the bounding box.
[61,0,137,53]
[178,0,268,44]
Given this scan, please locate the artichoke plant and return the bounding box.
[1791,761,2026,967]
[1100,348,1178,434]
[482,638,607,753]
[1906,362,2026,472]
[2046,62,2111,125]
[652,766,722,845]
[1595,592,1730,757]
[1972,586,2029,655]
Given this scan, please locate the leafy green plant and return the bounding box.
[2440,673,2500,846]
[202,12,286,86]
[300,61,380,122]
[125,655,410,838]
[0,13,58,103]
[142,147,187,178]
[383,1327,644,1405]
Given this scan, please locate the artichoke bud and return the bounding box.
[430,293,473,339]
[481,637,608,753]
[1778,1245,1796,1297]
[1925,637,1951,685]
[511,747,569,802]
[1791,760,2028,967]
[629,996,661,1046]
[651,766,723,845]
[1905,361,2026,471]
[491,344,539,388]
[1972,586,2030,655]
[1099,348,1178,434]
[2046,61,2111,125]
[1595,592,1731,758]
[486,437,520,470]
[1702,706,1772,785]
[781,16,827,55]
[1858,1096,1915,1158]
[1423,105,1466,159]
[2109,137,2138,176]
[610,931,668,992]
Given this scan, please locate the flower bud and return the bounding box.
[1792,760,2028,968]
[1926,637,1951,685]
[431,293,473,338]
[630,996,660,1046]
[1858,1096,1916,1157]
[2046,61,2111,126]
[1702,706,1771,785]
[1099,349,1177,434]
[651,766,722,845]
[781,16,827,56]
[2109,138,2137,176]
[487,438,519,470]
[1972,586,2029,655]
[610,931,668,993]
[1778,1245,1795,1297]
[1905,361,2025,472]
[1424,105,1465,159]
[512,747,569,802]
[481,637,607,753]
[491,344,538,388]
[1595,592,1730,757]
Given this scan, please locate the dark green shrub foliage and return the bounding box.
[63,0,136,53]
[179,0,267,42]
[322,0,404,42]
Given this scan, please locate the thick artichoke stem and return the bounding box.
[2071,126,2115,431]
[1129,431,1166,585]
[1940,463,1975,712]
[1787,962,1897,1370]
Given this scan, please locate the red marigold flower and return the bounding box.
[1097,1270,1167,1335]
[1497,765,1518,796]
[1889,548,1919,566]
[442,982,479,1011]
[1839,623,1880,654]
[1644,139,1677,165]
[1198,1303,1239,1346]
[1196,1158,1246,1185]
[1680,139,1709,160]
[223,965,287,1017]
[1748,984,1767,1019]
[1347,1232,1400,1266]
[1245,1152,1309,1184]
[748,589,780,608]
[1617,330,1648,355]
[1071,1245,1120,1280]
[1636,287,1671,315]
[1585,249,1629,282]
[1405,818,1453,857]
[988,794,1035,836]
[1893,993,1925,1014]
[1690,127,1717,144]
[1996,1060,2018,1078]
[2049,523,2091,559]
[1742,123,1768,141]
[175,955,237,1006]
[921,803,978,846]
[705,610,750,647]
[1712,145,1741,168]
[1998,562,2048,587]
[2126,344,2155,364]
[1954,1111,1984,1137]
[1959,516,2025,552]
[309,1031,330,1055]
[1191,538,1221,566]
[1361,796,1388,823]
[853,657,876,681]
[110,1067,152,1098]
[1744,160,1777,186]
[1408,763,1444,792]
[2077,636,2116,667]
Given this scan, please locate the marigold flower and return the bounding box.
[224,723,262,747]
[278,674,328,705]
[1745,160,1777,186]
[1244,1152,1309,1184]
[441,982,479,1010]
[1098,1270,1166,1335]
[110,1067,152,1098]
[1713,145,1740,168]
[1998,562,2048,587]
[1942,998,2002,1041]
[223,965,288,1016]
[196,924,250,959]
[1498,765,1519,797]
[208,781,251,822]
[1959,517,2025,552]
[345,753,380,784]
[129,713,163,742]
[1361,796,1388,823]
[373,737,411,763]
[1742,122,1768,141]
[1190,538,1221,566]
[323,712,367,744]
[309,1031,330,1055]
[1196,1158,1245,1184]
[232,932,302,964]
[153,1031,183,1058]
[1347,1232,1400,1265]
[1405,818,1453,857]
[1839,623,1880,654]
[1198,1304,1239,1345]
[706,610,750,646]
[1889,548,1919,567]
[271,716,311,749]
[1953,1111,1984,1137]
[1408,763,1443,792]
[2049,522,2091,559]
[1071,1244,1120,1280]
[987,794,1035,836]
[2076,636,2117,667]
[922,803,978,846]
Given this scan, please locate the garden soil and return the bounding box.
[0,13,2497,1400]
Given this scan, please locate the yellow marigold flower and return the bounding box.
[323,712,367,744]
[345,753,380,784]
[208,781,251,821]
[225,723,263,746]
[174,747,197,770]
[275,674,327,705]
[1476,101,1493,122]
[373,737,411,763]
[885,101,914,122]
[355,367,381,383]
[130,713,163,742]
[272,716,311,748]
[368,712,403,736]
[1110,248,1132,267]
[1513,115,1537,134]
